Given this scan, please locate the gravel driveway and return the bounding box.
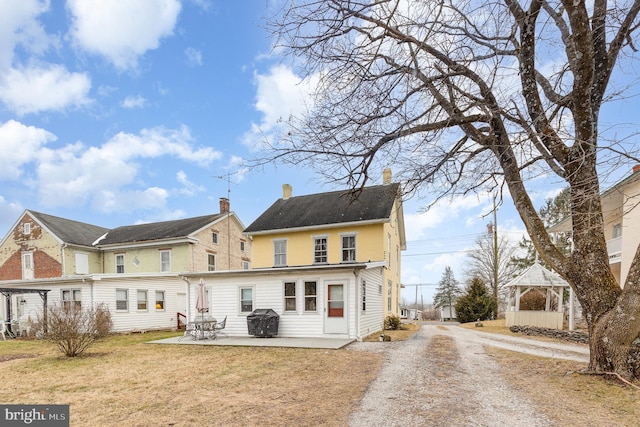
[348,324,589,426]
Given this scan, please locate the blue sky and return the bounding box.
[0,1,636,305]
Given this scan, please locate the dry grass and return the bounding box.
[0,332,382,426]
[488,347,639,426]
[363,322,420,342]
[460,319,640,425]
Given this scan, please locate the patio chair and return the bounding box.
[212,316,227,338]
[178,323,197,341]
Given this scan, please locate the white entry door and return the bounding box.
[324,283,348,334]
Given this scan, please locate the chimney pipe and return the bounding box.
[633,165,640,174]
[219,197,230,213]
[283,184,292,200]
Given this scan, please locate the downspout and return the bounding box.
[354,269,361,341]
[181,276,191,322]
[61,244,68,276]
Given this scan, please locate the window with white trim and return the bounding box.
[212,232,218,244]
[274,239,287,266]
[156,291,165,310]
[160,250,171,272]
[22,251,34,280]
[387,280,392,312]
[240,287,254,313]
[314,237,327,264]
[284,281,297,312]
[613,223,622,238]
[116,289,128,311]
[62,289,81,311]
[137,290,148,310]
[304,281,317,312]
[242,261,250,270]
[23,223,30,235]
[240,240,246,251]
[361,280,366,311]
[208,254,216,271]
[341,235,356,262]
[115,254,125,274]
[75,252,89,274]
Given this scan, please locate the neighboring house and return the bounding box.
[0,198,250,333]
[440,305,456,321]
[400,307,422,320]
[549,165,640,287]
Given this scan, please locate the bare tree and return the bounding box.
[465,234,519,312]
[264,0,640,380]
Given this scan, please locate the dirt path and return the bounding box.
[348,324,587,426]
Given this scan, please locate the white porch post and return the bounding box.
[569,287,575,331]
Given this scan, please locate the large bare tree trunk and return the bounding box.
[265,0,640,381]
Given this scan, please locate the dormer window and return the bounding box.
[23,223,30,235]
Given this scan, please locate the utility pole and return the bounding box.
[492,193,499,301]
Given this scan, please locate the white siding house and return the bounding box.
[182,262,385,341]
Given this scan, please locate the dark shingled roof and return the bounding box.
[98,213,226,245]
[29,211,110,247]
[244,183,401,233]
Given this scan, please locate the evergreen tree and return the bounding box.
[455,277,498,323]
[510,188,572,271]
[433,267,463,318]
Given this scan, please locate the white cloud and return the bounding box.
[0,120,56,180]
[175,170,205,196]
[405,194,486,240]
[185,47,203,67]
[0,0,52,71]
[243,64,318,149]
[33,125,222,208]
[67,0,182,70]
[121,95,147,109]
[0,65,91,115]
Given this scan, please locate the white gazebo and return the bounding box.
[505,262,571,330]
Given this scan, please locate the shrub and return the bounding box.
[384,314,402,330]
[519,290,547,311]
[455,277,498,323]
[37,303,113,357]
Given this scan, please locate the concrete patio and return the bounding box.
[148,335,355,349]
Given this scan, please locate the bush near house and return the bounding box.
[384,314,402,330]
[37,303,113,357]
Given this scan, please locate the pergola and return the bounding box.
[505,262,570,330]
[1,287,50,334]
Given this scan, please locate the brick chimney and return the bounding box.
[383,168,392,185]
[219,197,230,213]
[633,164,640,174]
[283,184,292,200]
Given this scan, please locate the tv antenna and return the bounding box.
[213,172,239,270]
